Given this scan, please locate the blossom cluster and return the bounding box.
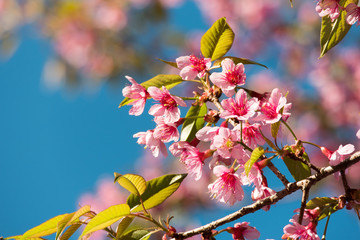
[316,0,360,25]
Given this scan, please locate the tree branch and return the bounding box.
[173,151,360,239]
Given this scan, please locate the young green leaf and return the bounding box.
[119,74,183,107]
[213,56,268,69]
[180,104,207,142]
[21,214,69,239]
[118,229,153,240]
[306,197,339,220]
[58,224,81,240]
[114,173,147,196]
[5,236,43,240]
[79,204,131,238]
[55,205,90,240]
[115,216,135,239]
[127,174,187,212]
[319,0,357,57]
[282,146,311,181]
[201,17,235,61]
[244,147,265,176]
[271,121,281,139]
[157,58,178,69]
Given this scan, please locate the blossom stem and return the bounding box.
[340,170,351,199]
[183,115,206,120]
[184,79,202,83]
[322,213,331,240]
[131,213,168,232]
[180,97,198,100]
[281,119,297,140]
[302,141,321,149]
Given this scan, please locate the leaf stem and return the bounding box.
[322,213,331,240]
[281,119,297,140]
[302,141,321,149]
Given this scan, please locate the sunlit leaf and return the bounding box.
[115,216,135,239]
[157,58,178,69]
[114,173,147,196]
[201,17,234,61]
[127,174,187,212]
[20,214,68,239]
[118,229,153,240]
[119,75,183,107]
[58,224,81,240]
[79,204,131,238]
[5,236,44,240]
[306,197,339,220]
[282,146,311,181]
[244,147,265,176]
[271,121,281,139]
[180,104,207,142]
[56,205,90,240]
[319,0,357,57]
[213,56,267,69]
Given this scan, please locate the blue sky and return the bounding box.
[1,1,359,239]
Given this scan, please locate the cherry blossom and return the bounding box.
[345,2,360,25]
[316,0,340,21]
[238,122,265,149]
[122,76,149,116]
[148,86,186,124]
[176,55,211,80]
[208,165,244,205]
[209,58,246,97]
[282,219,320,240]
[220,89,260,121]
[251,184,276,211]
[321,144,355,165]
[256,88,291,124]
[211,127,245,160]
[153,117,179,143]
[169,141,207,180]
[226,222,260,240]
[357,129,360,139]
[196,126,221,142]
[133,130,167,157]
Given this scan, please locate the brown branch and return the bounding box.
[173,151,360,239]
[267,161,290,187]
[340,170,351,200]
[298,183,310,225]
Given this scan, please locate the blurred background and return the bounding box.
[1,0,360,239]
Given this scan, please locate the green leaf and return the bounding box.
[58,224,81,240]
[271,121,281,139]
[180,104,207,142]
[5,236,44,240]
[127,174,187,212]
[157,58,178,69]
[244,147,265,176]
[119,229,153,240]
[79,204,131,238]
[319,0,357,57]
[201,17,235,61]
[282,146,311,181]
[306,197,339,220]
[213,56,268,69]
[56,205,90,240]
[114,173,147,196]
[119,74,183,107]
[20,214,68,239]
[115,216,135,239]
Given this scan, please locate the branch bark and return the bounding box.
[173,151,360,239]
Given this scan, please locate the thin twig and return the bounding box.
[298,183,310,225]
[340,170,351,200]
[172,151,360,239]
[267,161,290,187]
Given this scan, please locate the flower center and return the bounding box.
[161,94,177,109]
[189,55,206,72]
[261,102,278,119]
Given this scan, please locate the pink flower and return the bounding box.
[176,55,211,80]
[211,127,244,160]
[169,141,206,180]
[148,86,186,124]
[321,144,355,165]
[153,117,179,143]
[208,165,244,205]
[239,163,263,187]
[196,126,220,142]
[316,0,340,21]
[210,58,246,97]
[256,88,291,124]
[282,219,320,240]
[122,76,149,116]
[239,122,265,149]
[133,130,167,157]
[292,208,320,226]
[251,184,276,211]
[357,129,360,139]
[227,222,260,240]
[220,89,260,121]
[346,3,360,25]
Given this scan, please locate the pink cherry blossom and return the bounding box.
[316,0,340,22]
[239,122,265,149]
[251,184,276,211]
[176,55,211,80]
[220,89,260,121]
[321,144,355,165]
[282,219,320,240]
[169,141,206,180]
[209,58,246,97]
[227,222,260,240]
[148,86,186,124]
[357,129,360,139]
[256,88,291,124]
[208,165,244,205]
[239,163,263,187]
[345,3,360,25]
[153,117,179,143]
[196,126,221,142]
[292,208,320,226]
[211,127,245,160]
[133,130,167,157]
[122,76,149,116]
